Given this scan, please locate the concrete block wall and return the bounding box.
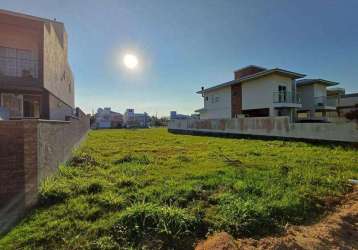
[0,120,38,234]
[0,115,89,234]
[37,115,90,183]
[168,117,358,143]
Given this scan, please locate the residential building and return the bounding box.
[123,109,149,128]
[0,9,74,120]
[196,65,305,121]
[296,79,340,121]
[95,107,123,129]
[337,92,358,117]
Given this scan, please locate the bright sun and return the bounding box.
[123,54,138,70]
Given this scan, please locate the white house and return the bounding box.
[296,79,341,121]
[196,65,305,121]
[123,109,149,128]
[95,107,123,128]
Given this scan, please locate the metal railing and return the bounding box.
[0,56,39,79]
[314,96,338,107]
[273,91,301,104]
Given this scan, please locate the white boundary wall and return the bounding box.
[168,117,358,143]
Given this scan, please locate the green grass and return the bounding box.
[1,128,357,249]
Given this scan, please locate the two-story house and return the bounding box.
[0,9,74,120]
[196,65,305,121]
[95,107,123,128]
[296,79,340,121]
[123,109,149,128]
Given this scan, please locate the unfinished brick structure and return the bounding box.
[0,9,75,120]
[0,115,89,234]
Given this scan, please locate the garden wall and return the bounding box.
[0,115,90,234]
[168,117,358,143]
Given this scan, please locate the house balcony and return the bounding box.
[314,96,338,111]
[273,91,302,108]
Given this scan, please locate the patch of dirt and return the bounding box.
[195,232,238,250]
[195,187,358,250]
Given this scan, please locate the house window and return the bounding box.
[278,85,287,102]
[205,96,208,101]
[1,93,23,118]
[68,83,71,93]
[0,46,37,78]
[215,96,220,102]
[23,95,40,118]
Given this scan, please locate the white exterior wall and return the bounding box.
[297,83,329,113]
[241,74,293,115]
[168,118,358,143]
[313,84,327,97]
[200,86,231,119]
[297,85,315,110]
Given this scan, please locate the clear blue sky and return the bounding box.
[1,0,358,116]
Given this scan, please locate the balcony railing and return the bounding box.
[273,91,301,104]
[314,96,338,108]
[0,56,39,79]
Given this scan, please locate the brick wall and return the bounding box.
[0,115,89,234]
[234,66,265,80]
[231,83,242,117]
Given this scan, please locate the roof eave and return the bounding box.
[197,68,306,94]
[296,79,339,87]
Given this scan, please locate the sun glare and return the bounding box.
[123,54,138,70]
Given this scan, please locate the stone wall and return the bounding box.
[0,115,89,234]
[168,117,358,143]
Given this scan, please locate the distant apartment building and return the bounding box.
[123,109,149,128]
[196,65,304,121]
[95,107,123,129]
[0,9,74,120]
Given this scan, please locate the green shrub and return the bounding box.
[87,182,103,194]
[113,154,150,165]
[68,152,99,167]
[92,236,120,250]
[111,203,200,248]
[39,178,71,206]
[90,192,124,210]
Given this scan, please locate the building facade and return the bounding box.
[95,107,123,129]
[0,9,74,120]
[296,79,340,121]
[337,93,358,117]
[196,65,304,121]
[123,109,149,128]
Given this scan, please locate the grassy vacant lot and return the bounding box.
[1,128,357,249]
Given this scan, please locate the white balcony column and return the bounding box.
[269,107,276,116]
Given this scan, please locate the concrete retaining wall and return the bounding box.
[168,117,358,143]
[0,115,90,234]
